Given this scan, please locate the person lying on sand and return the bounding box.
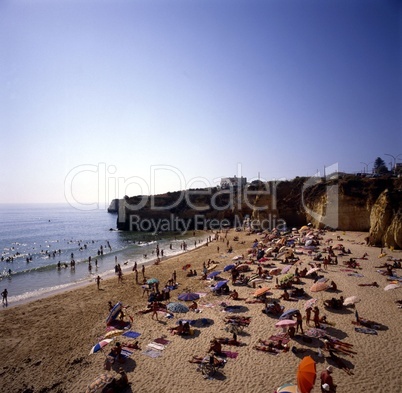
[323,339,356,357]
[189,354,225,366]
[215,333,244,346]
[358,282,379,287]
[121,341,141,350]
[253,343,281,354]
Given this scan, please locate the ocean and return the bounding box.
[0,204,206,306]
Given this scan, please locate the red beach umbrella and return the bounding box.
[297,356,316,393]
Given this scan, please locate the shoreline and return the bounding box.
[1,229,401,393]
[2,231,211,309]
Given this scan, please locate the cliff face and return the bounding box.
[369,189,402,249]
[115,177,402,248]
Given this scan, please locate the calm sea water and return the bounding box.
[0,204,205,306]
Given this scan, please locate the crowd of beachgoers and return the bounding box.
[1,225,401,393]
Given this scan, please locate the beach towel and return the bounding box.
[147,342,166,351]
[199,303,215,309]
[153,337,171,346]
[122,331,141,339]
[348,273,364,277]
[223,305,246,313]
[121,347,134,358]
[268,334,290,344]
[177,319,196,326]
[354,327,378,335]
[195,292,207,298]
[142,348,163,358]
[222,350,239,359]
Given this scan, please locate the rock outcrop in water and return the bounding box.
[107,199,119,213]
[114,176,402,249]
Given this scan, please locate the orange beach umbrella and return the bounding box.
[296,356,316,393]
[254,287,271,297]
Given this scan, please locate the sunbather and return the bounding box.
[358,282,379,287]
[216,334,243,346]
[168,321,184,335]
[229,289,239,300]
[324,339,356,357]
[253,343,280,354]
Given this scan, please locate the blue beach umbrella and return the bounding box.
[147,278,159,285]
[279,308,299,320]
[178,292,200,302]
[277,383,299,393]
[167,302,189,313]
[207,270,222,279]
[223,264,235,272]
[213,280,229,290]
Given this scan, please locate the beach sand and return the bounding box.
[1,229,401,393]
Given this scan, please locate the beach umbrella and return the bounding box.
[275,319,297,328]
[277,383,299,393]
[254,287,271,297]
[306,267,320,276]
[207,270,222,279]
[343,296,361,306]
[305,328,327,338]
[236,264,251,272]
[213,280,229,290]
[89,339,113,355]
[384,283,402,291]
[280,273,294,284]
[85,373,115,393]
[296,356,316,393]
[269,267,282,276]
[279,308,299,320]
[167,302,189,313]
[106,302,122,325]
[103,329,124,339]
[147,278,159,285]
[281,265,292,274]
[178,292,200,302]
[223,264,236,272]
[304,298,317,310]
[310,281,330,292]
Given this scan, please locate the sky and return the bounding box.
[1,0,401,207]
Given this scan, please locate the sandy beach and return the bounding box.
[1,228,401,393]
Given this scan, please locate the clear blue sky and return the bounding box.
[1,0,401,206]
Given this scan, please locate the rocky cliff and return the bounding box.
[115,176,402,248]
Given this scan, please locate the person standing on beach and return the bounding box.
[296,311,304,334]
[151,301,159,321]
[96,275,102,289]
[313,306,321,328]
[142,264,145,280]
[305,307,312,326]
[134,268,139,284]
[1,288,8,306]
[320,365,336,392]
